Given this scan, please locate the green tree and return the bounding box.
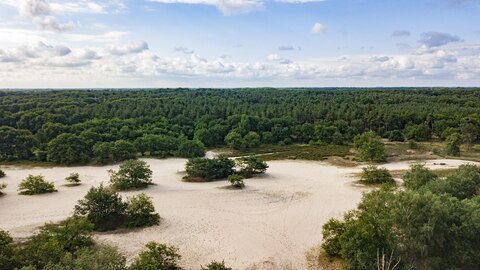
[444,132,462,156]
[235,155,268,178]
[353,131,386,162]
[0,126,36,161]
[224,131,245,150]
[244,131,261,148]
[129,242,182,270]
[387,130,404,142]
[47,133,91,164]
[0,230,15,269]
[112,140,136,161]
[125,193,160,228]
[18,175,57,195]
[109,159,153,190]
[74,185,127,231]
[403,164,438,190]
[359,166,394,185]
[176,140,206,158]
[93,142,114,164]
[185,157,235,181]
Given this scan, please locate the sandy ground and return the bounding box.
[0,158,475,269]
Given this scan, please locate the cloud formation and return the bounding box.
[419,32,463,48]
[392,30,410,37]
[311,22,325,33]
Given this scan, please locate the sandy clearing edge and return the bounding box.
[0,158,476,269]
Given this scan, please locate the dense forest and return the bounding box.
[1,88,480,164]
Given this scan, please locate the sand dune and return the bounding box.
[0,158,475,269]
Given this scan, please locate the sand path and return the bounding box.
[0,158,475,269]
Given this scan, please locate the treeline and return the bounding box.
[1,88,480,164]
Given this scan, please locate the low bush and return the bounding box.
[359,166,394,185]
[227,174,245,188]
[109,159,153,190]
[201,260,232,270]
[125,193,160,228]
[236,155,268,178]
[0,169,5,178]
[129,242,182,270]
[185,157,235,181]
[18,175,57,195]
[0,182,6,195]
[65,173,81,184]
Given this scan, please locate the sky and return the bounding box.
[0,0,479,88]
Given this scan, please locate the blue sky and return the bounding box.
[0,0,479,88]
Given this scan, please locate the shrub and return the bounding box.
[185,157,235,181]
[18,175,57,195]
[227,174,245,188]
[129,242,182,270]
[403,164,438,190]
[236,155,268,178]
[0,169,5,178]
[360,166,394,185]
[74,185,127,231]
[65,173,81,184]
[0,230,14,269]
[109,159,153,190]
[353,131,386,162]
[388,130,405,142]
[176,140,206,158]
[443,132,461,156]
[0,182,6,195]
[125,193,160,228]
[201,260,232,270]
[44,245,127,270]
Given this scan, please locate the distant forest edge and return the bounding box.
[1,88,480,165]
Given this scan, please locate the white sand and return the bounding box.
[0,158,475,269]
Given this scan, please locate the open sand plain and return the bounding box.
[0,157,475,269]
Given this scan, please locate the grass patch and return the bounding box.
[389,168,457,179]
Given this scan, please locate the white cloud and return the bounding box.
[267,53,281,61]
[33,16,76,32]
[107,41,149,55]
[311,22,325,34]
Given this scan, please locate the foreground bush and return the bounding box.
[74,185,127,231]
[201,260,232,270]
[18,175,57,195]
[236,155,268,178]
[109,159,153,190]
[359,166,394,185]
[227,174,245,188]
[125,193,160,228]
[185,157,235,181]
[130,242,182,270]
[321,165,480,270]
[402,164,438,190]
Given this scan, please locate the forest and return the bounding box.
[1,87,480,164]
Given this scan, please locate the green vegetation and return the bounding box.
[444,132,462,156]
[0,169,5,178]
[125,193,160,228]
[321,164,480,270]
[129,242,182,270]
[353,132,386,162]
[227,174,245,188]
[184,157,235,181]
[18,175,57,195]
[359,166,394,185]
[236,155,268,178]
[201,261,232,270]
[109,159,153,190]
[0,182,6,195]
[1,88,480,165]
[74,185,160,231]
[65,172,81,185]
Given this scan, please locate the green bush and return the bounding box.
[0,182,6,195]
[236,155,268,178]
[403,164,438,190]
[125,193,160,228]
[0,230,14,269]
[129,242,182,270]
[176,140,206,158]
[201,260,232,270]
[227,174,245,188]
[359,166,394,185]
[185,156,235,181]
[0,169,5,178]
[109,159,153,190]
[443,132,461,156]
[74,185,127,231]
[65,173,81,184]
[18,175,57,195]
[43,245,127,270]
[388,130,405,142]
[353,131,386,162]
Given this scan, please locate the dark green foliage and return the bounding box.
[0,126,36,161]
[227,174,245,188]
[405,123,432,141]
[43,246,127,270]
[129,242,182,270]
[0,230,15,269]
[0,169,5,178]
[359,165,394,185]
[426,164,480,199]
[65,173,81,184]
[403,164,438,190]
[387,130,404,142]
[109,159,153,190]
[125,193,160,228]
[176,140,206,158]
[201,260,232,270]
[111,140,136,161]
[18,175,57,195]
[444,132,462,156]
[235,155,268,178]
[15,217,94,269]
[74,185,127,231]
[321,218,346,258]
[0,182,6,195]
[353,131,386,162]
[47,133,91,164]
[185,156,235,181]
